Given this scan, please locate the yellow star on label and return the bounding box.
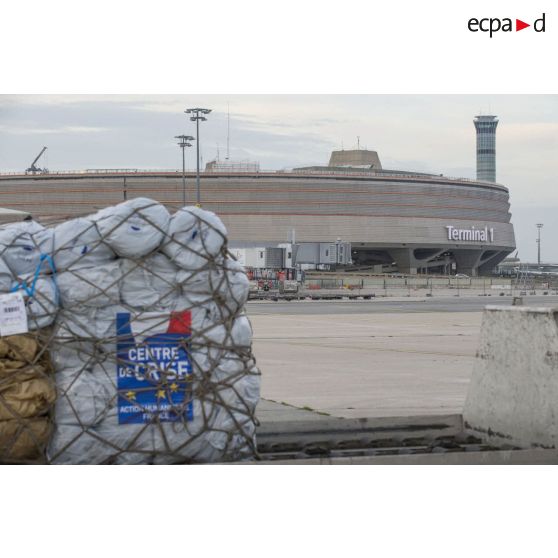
[125,390,136,401]
[156,389,166,399]
[170,383,179,392]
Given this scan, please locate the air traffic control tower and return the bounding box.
[474,114,498,182]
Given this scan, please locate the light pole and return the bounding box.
[185,108,211,205]
[175,135,194,206]
[536,223,544,266]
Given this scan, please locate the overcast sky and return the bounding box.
[0,94,556,262]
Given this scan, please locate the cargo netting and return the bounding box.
[0,198,260,464]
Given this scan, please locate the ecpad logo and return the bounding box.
[468,13,546,37]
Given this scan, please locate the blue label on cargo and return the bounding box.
[116,311,193,424]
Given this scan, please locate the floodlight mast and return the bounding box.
[185,108,212,205]
[175,135,194,206]
[536,223,544,266]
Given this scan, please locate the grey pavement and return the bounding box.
[250,309,481,419]
[250,296,558,424]
[247,295,558,315]
[248,295,557,422]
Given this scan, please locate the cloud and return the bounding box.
[0,95,139,107]
[64,126,110,134]
[499,122,558,151]
[0,124,110,135]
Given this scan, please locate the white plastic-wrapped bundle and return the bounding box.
[176,266,222,303]
[187,347,259,462]
[192,348,259,415]
[49,309,256,464]
[0,257,13,292]
[192,314,254,349]
[57,303,225,349]
[56,306,125,340]
[57,261,122,309]
[92,198,170,258]
[218,257,250,316]
[54,368,114,427]
[162,206,227,270]
[12,275,58,330]
[50,337,99,374]
[0,222,58,336]
[27,276,58,329]
[120,253,179,310]
[45,200,259,464]
[49,405,231,465]
[53,217,115,271]
[0,220,53,277]
[176,257,249,318]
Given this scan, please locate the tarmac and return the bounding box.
[248,295,558,463]
[247,294,558,315]
[249,295,558,422]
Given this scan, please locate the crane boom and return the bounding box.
[26,146,48,174]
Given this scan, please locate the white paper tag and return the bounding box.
[0,292,29,337]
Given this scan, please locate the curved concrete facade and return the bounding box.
[0,169,516,275]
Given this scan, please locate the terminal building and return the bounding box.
[0,117,516,276]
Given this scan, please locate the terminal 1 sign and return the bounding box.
[446,225,494,243]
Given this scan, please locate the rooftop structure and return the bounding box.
[328,149,382,169]
[205,160,260,173]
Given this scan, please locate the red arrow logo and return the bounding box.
[516,19,530,31]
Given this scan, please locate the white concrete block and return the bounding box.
[463,306,558,449]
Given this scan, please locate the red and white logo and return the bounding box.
[468,13,546,37]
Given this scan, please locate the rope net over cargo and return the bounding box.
[0,198,260,464]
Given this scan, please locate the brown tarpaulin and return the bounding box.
[0,418,51,462]
[0,336,40,373]
[0,334,54,463]
[0,366,56,420]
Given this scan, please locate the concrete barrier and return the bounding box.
[463,306,558,449]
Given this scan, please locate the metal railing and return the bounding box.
[249,276,558,299]
[0,168,507,190]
